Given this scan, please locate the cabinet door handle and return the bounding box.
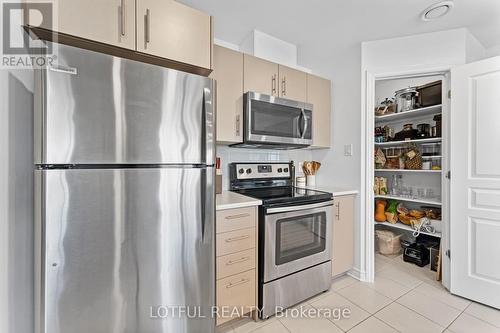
[225,235,249,243]
[226,257,250,265]
[226,278,250,288]
[336,202,340,220]
[145,9,151,47]
[272,74,277,95]
[225,213,250,220]
[120,0,126,36]
[235,115,241,137]
[282,77,286,96]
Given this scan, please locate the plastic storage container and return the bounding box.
[376,230,402,255]
[421,143,441,156]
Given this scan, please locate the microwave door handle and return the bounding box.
[300,109,308,139]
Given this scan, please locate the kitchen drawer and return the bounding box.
[217,248,255,280]
[216,227,255,256]
[216,269,256,324]
[216,207,256,234]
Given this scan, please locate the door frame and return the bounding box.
[360,66,452,285]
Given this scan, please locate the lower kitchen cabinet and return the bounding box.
[215,206,258,326]
[332,195,355,276]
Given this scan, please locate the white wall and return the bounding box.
[310,45,363,276]
[310,28,488,280]
[465,30,487,63]
[362,29,470,74]
[486,45,500,58]
[358,27,486,282]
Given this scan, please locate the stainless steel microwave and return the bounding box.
[231,92,313,149]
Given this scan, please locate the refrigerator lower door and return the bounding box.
[35,42,214,165]
[35,167,215,333]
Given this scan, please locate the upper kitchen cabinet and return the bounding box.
[27,0,136,50]
[25,0,213,75]
[136,0,212,70]
[211,46,244,144]
[307,74,332,148]
[278,65,307,102]
[243,54,279,96]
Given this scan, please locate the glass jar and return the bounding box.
[421,143,441,156]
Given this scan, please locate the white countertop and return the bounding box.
[216,191,262,211]
[296,185,359,197]
[216,186,357,211]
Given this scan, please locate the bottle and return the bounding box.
[290,160,296,186]
[391,175,399,195]
[397,175,405,196]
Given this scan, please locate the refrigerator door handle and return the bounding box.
[200,167,215,242]
[202,83,216,166]
[201,168,207,240]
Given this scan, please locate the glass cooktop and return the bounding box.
[232,186,332,206]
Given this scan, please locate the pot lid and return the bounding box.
[395,87,418,96]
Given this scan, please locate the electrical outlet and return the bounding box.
[344,144,353,156]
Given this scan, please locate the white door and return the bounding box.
[450,56,500,309]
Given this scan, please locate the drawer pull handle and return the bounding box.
[227,257,250,265]
[226,278,250,288]
[225,235,249,243]
[225,213,251,220]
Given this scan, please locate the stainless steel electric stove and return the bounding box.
[229,162,333,318]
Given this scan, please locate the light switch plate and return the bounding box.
[344,144,353,156]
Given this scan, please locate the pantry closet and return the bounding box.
[372,74,448,283]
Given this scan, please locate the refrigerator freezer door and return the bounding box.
[35,167,215,333]
[35,42,215,166]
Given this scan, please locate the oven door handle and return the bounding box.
[266,200,334,214]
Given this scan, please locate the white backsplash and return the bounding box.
[216,145,313,190]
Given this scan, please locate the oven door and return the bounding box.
[245,92,312,146]
[263,200,333,283]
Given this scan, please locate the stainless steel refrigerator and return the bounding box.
[34,42,215,333]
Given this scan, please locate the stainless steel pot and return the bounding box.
[395,87,418,113]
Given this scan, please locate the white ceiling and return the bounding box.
[179,0,500,72]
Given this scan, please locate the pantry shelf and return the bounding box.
[375,137,442,146]
[375,169,442,173]
[375,104,442,123]
[375,195,442,206]
[374,221,442,238]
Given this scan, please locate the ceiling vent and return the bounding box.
[421,1,454,21]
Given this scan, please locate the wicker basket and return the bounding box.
[404,144,422,170]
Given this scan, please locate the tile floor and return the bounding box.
[217,254,500,333]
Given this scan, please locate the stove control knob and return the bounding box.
[238,168,244,174]
[277,168,283,173]
[284,168,289,173]
[246,168,252,174]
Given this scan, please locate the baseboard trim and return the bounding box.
[347,267,367,282]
